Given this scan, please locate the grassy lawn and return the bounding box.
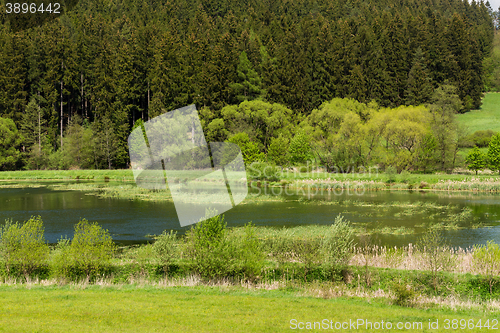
[0,285,497,332]
[458,92,500,133]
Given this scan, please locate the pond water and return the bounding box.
[0,182,499,248]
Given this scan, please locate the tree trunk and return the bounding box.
[60,79,63,148]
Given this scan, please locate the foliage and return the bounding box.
[465,146,487,175]
[229,51,263,102]
[153,230,178,276]
[0,216,49,279]
[0,0,493,170]
[472,240,500,294]
[227,132,264,165]
[289,131,312,165]
[266,134,289,167]
[461,130,497,148]
[57,219,116,280]
[0,117,23,171]
[185,211,233,279]
[228,222,265,281]
[487,133,500,175]
[247,161,280,181]
[392,281,416,307]
[221,101,293,152]
[416,229,455,292]
[320,215,355,271]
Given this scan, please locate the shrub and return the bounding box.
[385,166,397,183]
[321,215,355,273]
[293,237,323,282]
[185,211,234,279]
[153,230,178,276]
[228,222,265,281]
[472,240,500,294]
[54,219,116,281]
[393,281,416,307]
[0,216,49,279]
[416,229,455,292]
[461,130,497,148]
[50,236,72,279]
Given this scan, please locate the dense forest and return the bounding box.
[0,0,496,170]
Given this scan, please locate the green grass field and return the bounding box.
[0,285,497,332]
[458,92,500,133]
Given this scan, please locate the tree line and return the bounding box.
[0,0,495,170]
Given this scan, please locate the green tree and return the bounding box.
[221,101,293,152]
[229,51,263,103]
[415,133,439,173]
[466,146,486,175]
[0,117,23,171]
[405,48,433,106]
[62,115,96,169]
[289,131,311,165]
[21,97,50,170]
[267,134,289,167]
[227,132,264,165]
[185,211,231,279]
[429,84,462,172]
[487,133,500,175]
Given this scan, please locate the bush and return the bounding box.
[185,211,234,279]
[228,222,265,281]
[321,215,355,273]
[472,240,500,294]
[0,216,49,279]
[416,229,455,292]
[385,166,397,183]
[50,236,72,279]
[153,230,178,276]
[393,281,416,307]
[53,219,116,281]
[293,237,323,282]
[461,130,497,148]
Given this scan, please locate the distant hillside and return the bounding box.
[457,92,500,133]
[0,0,495,169]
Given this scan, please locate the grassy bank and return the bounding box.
[1,284,498,332]
[2,214,499,308]
[3,169,500,192]
[0,170,135,181]
[457,92,500,133]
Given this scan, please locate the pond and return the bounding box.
[0,182,499,248]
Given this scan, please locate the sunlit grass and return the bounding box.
[0,284,496,332]
[457,92,500,133]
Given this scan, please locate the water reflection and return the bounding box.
[0,183,499,247]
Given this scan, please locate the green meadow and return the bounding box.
[457,93,500,133]
[0,284,498,332]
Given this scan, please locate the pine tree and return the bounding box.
[229,51,263,103]
[0,117,23,171]
[405,48,433,106]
